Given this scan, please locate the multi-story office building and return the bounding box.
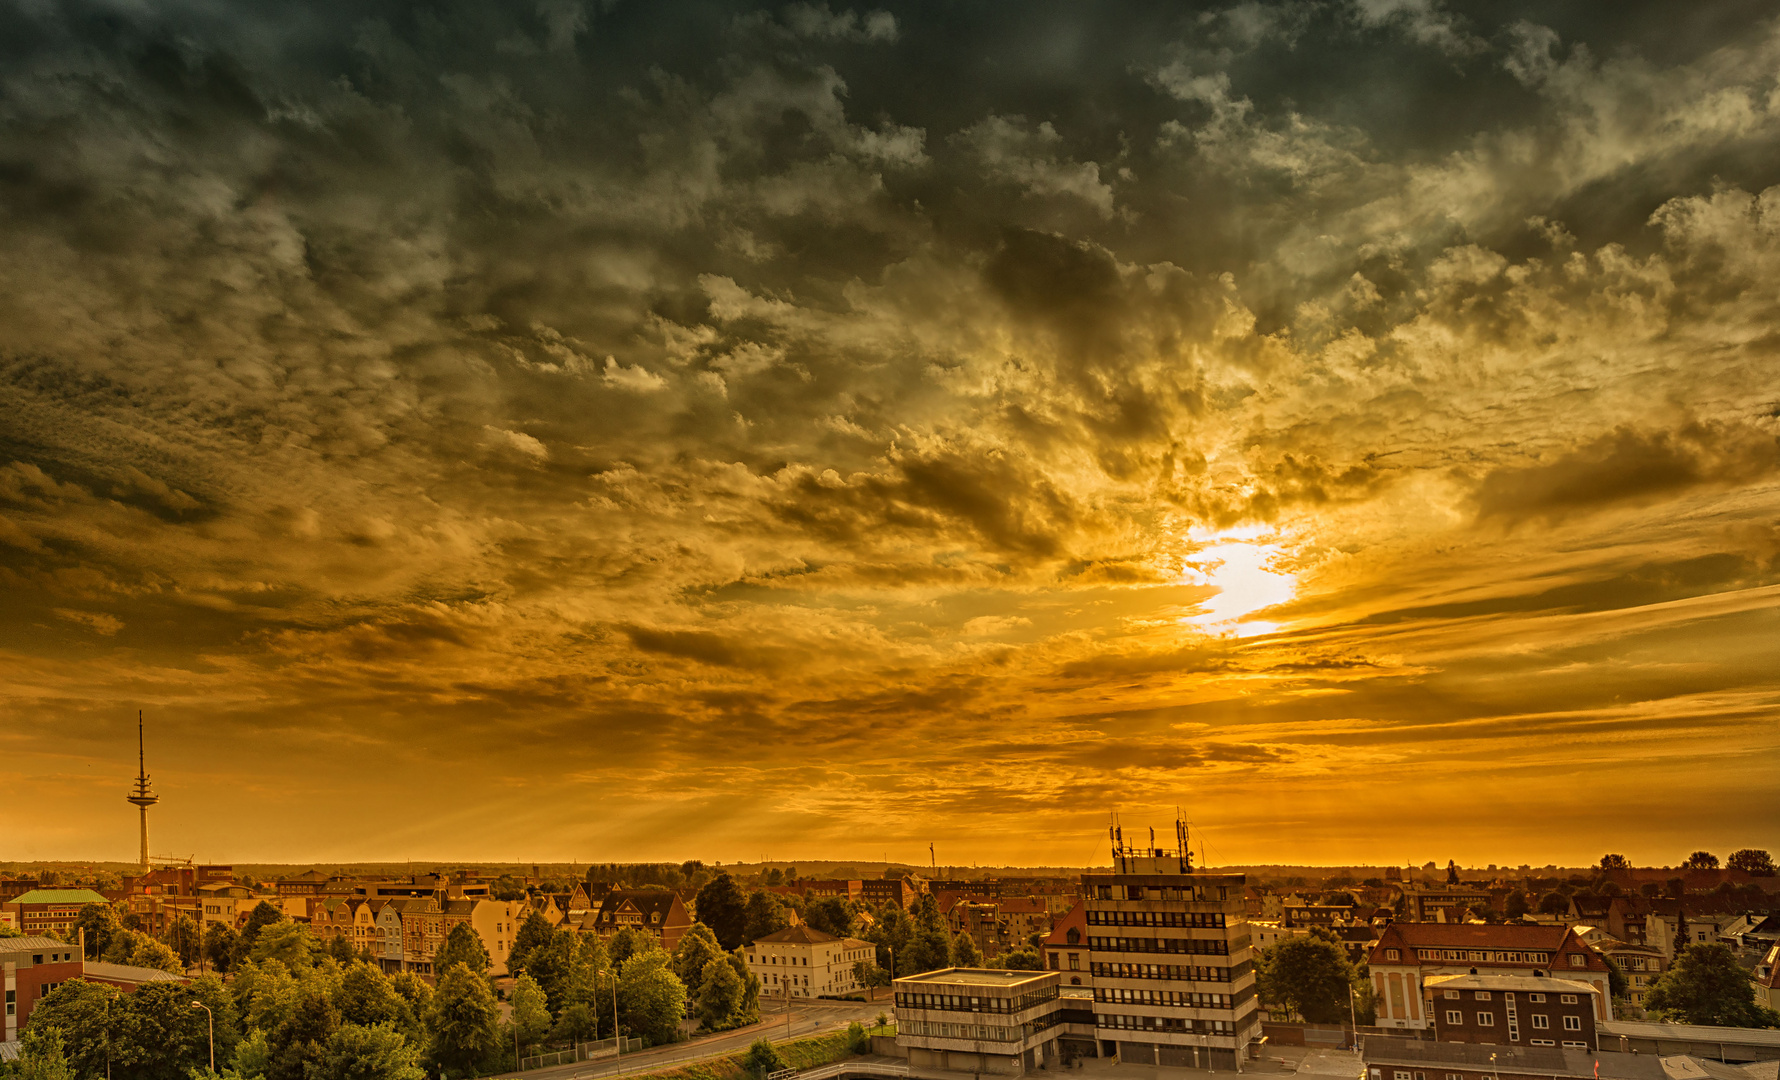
[1080,822,1261,1068]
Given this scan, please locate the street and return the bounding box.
[515,998,889,1080]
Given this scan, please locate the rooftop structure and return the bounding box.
[894,966,1064,1075]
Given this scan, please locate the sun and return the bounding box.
[1180,525,1298,635]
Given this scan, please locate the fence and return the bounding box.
[520,1036,646,1071]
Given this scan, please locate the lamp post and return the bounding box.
[191,999,215,1074]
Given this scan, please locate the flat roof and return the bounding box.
[897,967,1053,987]
[1602,1021,1780,1049]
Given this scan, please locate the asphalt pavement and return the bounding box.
[513,999,887,1080]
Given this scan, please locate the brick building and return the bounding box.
[1370,923,1611,1031]
[1425,973,1599,1050]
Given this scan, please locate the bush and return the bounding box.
[742,1038,787,1079]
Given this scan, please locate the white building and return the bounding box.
[745,925,875,999]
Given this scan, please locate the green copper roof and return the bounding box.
[10,889,108,906]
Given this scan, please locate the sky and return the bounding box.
[2,0,1778,870]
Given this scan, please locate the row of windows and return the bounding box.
[1413,950,1554,964]
[1095,988,1232,1009]
[1089,937,1232,956]
[1087,911,1228,929]
[900,1019,1019,1043]
[1444,1011,1581,1031]
[1440,990,1576,1005]
[1096,1013,1234,1034]
[1093,885,1232,902]
[894,988,1059,1014]
[1090,960,1252,983]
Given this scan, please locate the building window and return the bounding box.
[1446,1011,1463,1025]
[1529,994,1545,1003]
[1386,949,1400,960]
[1560,995,1577,1004]
[1531,1015,1549,1029]
[1475,992,1491,1001]
[1444,991,1460,999]
[1563,1016,1581,1032]
[1476,1013,1494,1026]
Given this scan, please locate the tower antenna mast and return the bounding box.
[126,710,160,874]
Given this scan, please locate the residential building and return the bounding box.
[0,890,108,937]
[1754,945,1780,1013]
[861,878,918,910]
[1369,923,1612,1030]
[196,883,252,929]
[1041,902,1090,988]
[584,889,693,951]
[1361,1034,1670,1080]
[1424,973,1599,1050]
[1283,904,1358,927]
[374,901,405,972]
[746,925,875,999]
[1080,824,1261,1068]
[1402,888,1497,924]
[394,896,444,974]
[1,936,84,1044]
[1587,939,1665,1017]
[893,967,1064,1075]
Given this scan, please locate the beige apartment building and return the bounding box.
[745,925,876,999]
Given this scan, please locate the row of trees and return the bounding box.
[4,901,765,1080]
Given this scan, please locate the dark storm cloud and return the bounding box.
[3,0,1780,862]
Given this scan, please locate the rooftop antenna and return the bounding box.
[125,710,159,874]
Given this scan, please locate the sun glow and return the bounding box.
[1181,526,1298,636]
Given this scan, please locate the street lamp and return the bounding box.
[191,999,214,1074]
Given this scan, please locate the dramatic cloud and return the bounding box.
[1,0,1777,867]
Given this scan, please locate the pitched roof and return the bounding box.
[82,961,188,984]
[752,925,838,945]
[1372,922,1606,969]
[593,889,683,922]
[9,889,108,906]
[0,936,70,952]
[1042,901,1086,947]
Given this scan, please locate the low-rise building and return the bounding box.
[1,890,108,937]
[894,967,1064,1075]
[1425,973,1599,1050]
[745,925,875,999]
[1,936,84,1044]
[1754,945,1780,1013]
[1041,902,1090,988]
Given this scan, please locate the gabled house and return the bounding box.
[374,900,405,972]
[584,889,692,951]
[1040,901,1090,988]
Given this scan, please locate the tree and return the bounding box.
[101,977,242,1080]
[1261,936,1356,1024]
[619,951,689,1044]
[742,1037,786,1078]
[674,923,725,1000]
[434,923,490,977]
[950,931,982,968]
[1537,892,1570,915]
[336,961,414,1033]
[1599,854,1631,870]
[1728,849,1776,876]
[127,933,184,973]
[804,897,855,938]
[743,891,790,945]
[853,959,890,988]
[695,956,747,1031]
[162,914,204,968]
[526,927,583,1013]
[427,965,502,1078]
[610,925,654,967]
[205,922,241,973]
[310,1022,426,1080]
[1681,851,1720,870]
[695,874,749,950]
[1645,944,1780,1028]
[267,989,339,1080]
[490,875,527,901]
[900,895,952,975]
[75,903,121,959]
[509,974,552,1057]
[326,933,357,964]
[1504,891,1530,919]
[507,911,555,976]
[13,1024,77,1080]
[994,950,1043,971]
[22,979,116,1078]
[249,921,314,969]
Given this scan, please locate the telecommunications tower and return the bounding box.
[125,711,159,873]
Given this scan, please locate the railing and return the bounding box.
[519,1037,647,1071]
[798,1063,910,1080]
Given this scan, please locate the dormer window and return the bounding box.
[1386,949,1400,960]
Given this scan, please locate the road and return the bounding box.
[516,998,889,1080]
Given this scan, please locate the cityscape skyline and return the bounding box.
[3,0,1779,867]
